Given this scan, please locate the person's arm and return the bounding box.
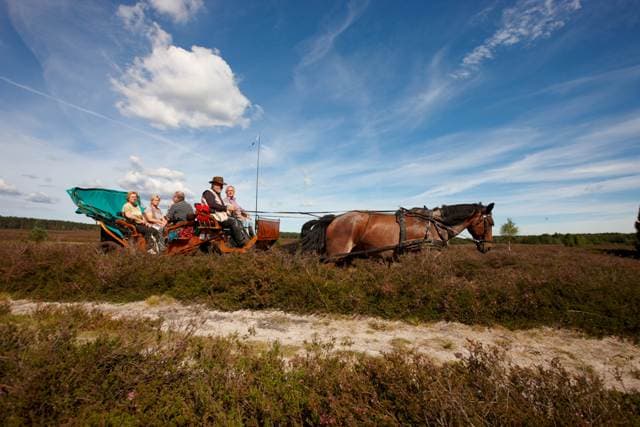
[203,191,227,212]
[224,197,238,214]
[166,204,177,222]
[144,210,157,224]
[237,203,249,218]
[124,204,144,224]
[123,203,134,221]
[146,212,165,225]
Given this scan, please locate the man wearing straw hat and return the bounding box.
[202,176,248,247]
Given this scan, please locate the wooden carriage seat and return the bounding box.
[114,212,143,238]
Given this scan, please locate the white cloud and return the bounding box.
[148,0,203,23]
[0,178,21,195]
[118,156,191,199]
[113,5,251,129]
[118,0,203,25]
[25,192,57,204]
[454,0,581,78]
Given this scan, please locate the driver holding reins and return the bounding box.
[201,176,248,247]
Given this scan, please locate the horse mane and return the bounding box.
[438,204,482,226]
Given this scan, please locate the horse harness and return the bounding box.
[319,210,447,263]
[394,208,452,256]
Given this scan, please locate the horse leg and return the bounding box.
[325,231,356,258]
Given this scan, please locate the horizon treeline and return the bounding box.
[0,216,96,231]
[452,233,636,247]
[0,216,636,247]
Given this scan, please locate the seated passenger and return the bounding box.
[122,191,164,254]
[166,191,194,223]
[145,194,167,231]
[201,176,248,247]
[224,185,255,237]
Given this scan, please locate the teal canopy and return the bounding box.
[66,187,145,224]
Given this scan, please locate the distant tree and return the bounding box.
[500,218,519,251]
[29,225,48,243]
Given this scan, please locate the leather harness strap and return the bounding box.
[395,209,406,250]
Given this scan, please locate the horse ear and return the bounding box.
[485,202,495,214]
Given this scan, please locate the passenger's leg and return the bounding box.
[135,224,156,252]
[221,218,248,247]
[247,223,255,238]
[151,227,165,252]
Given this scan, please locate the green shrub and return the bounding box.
[28,226,48,243]
[0,308,638,425]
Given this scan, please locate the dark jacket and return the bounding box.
[166,200,194,223]
[201,189,227,212]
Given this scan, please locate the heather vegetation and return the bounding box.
[1,305,638,425]
[1,241,639,339]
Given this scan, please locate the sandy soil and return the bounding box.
[8,298,640,392]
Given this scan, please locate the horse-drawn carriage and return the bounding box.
[67,187,279,255]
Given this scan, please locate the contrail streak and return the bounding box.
[0,75,205,158]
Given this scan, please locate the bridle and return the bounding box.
[472,213,494,252]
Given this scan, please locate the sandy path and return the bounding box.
[8,299,640,392]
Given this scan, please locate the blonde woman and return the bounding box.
[145,194,167,231]
[122,191,164,253]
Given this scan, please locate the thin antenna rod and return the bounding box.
[254,134,261,229]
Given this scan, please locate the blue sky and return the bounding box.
[1,0,639,234]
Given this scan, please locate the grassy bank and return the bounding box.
[1,305,638,425]
[1,242,639,339]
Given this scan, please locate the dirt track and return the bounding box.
[9,298,640,392]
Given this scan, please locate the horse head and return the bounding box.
[466,202,495,253]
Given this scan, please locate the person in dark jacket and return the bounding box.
[201,176,248,247]
[166,191,194,223]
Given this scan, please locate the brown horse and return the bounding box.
[301,203,494,261]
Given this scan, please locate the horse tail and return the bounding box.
[300,214,336,254]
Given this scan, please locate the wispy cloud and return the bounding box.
[298,0,369,69]
[410,111,640,201]
[453,0,582,78]
[0,76,191,154]
[359,50,461,136]
[539,64,640,95]
[25,192,57,204]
